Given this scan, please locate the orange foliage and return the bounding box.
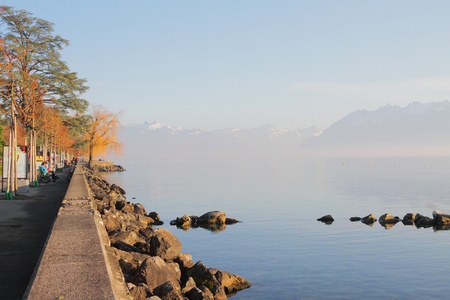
[85,105,122,161]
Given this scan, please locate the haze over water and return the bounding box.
[104,156,450,299]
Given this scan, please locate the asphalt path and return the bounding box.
[0,168,69,300]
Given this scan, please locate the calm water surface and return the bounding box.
[104,157,450,299]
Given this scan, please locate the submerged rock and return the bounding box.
[349,217,361,222]
[361,214,377,225]
[379,213,401,228]
[414,213,435,228]
[198,211,227,225]
[402,213,416,225]
[317,215,334,224]
[170,211,240,232]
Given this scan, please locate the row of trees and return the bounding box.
[0,7,121,196]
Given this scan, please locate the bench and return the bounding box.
[38,171,51,183]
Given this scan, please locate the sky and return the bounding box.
[5,1,450,130]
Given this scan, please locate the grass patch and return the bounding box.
[193,277,216,294]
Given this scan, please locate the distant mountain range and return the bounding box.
[302,100,450,156]
[120,100,450,158]
[121,121,321,158]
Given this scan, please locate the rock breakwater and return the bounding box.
[318,211,450,231]
[84,167,250,299]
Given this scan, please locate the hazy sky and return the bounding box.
[6,1,450,130]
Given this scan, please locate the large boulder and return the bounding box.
[102,212,125,233]
[109,230,145,246]
[197,211,227,225]
[209,268,251,296]
[110,247,150,281]
[133,257,181,290]
[186,262,227,300]
[432,210,450,226]
[150,228,182,260]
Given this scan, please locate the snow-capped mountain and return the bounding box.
[301,100,450,156]
[120,122,322,158]
[119,101,450,158]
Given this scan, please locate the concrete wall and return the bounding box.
[24,165,128,299]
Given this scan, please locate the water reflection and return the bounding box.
[174,222,229,232]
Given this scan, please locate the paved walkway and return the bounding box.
[25,165,128,300]
[0,169,69,300]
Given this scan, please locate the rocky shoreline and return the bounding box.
[89,163,126,172]
[84,166,250,299]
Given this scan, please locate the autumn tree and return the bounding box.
[0,7,89,191]
[0,6,89,114]
[84,106,122,162]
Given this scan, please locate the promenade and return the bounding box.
[0,169,69,299]
[0,165,129,300]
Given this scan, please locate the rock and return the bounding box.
[415,213,435,227]
[349,217,361,222]
[115,200,127,211]
[186,261,227,300]
[197,211,227,225]
[133,203,147,216]
[152,281,184,300]
[150,228,182,260]
[432,210,450,226]
[198,285,215,299]
[360,214,377,225]
[210,268,251,296]
[133,257,181,290]
[148,211,160,221]
[317,215,334,224]
[225,218,239,224]
[378,214,401,227]
[174,215,192,228]
[112,240,144,254]
[402,213,415,225]
[185,286,214,300]
[139,227,156,239]
[109,230,146,246]
[182,277,197,294]
[134,242,152,254]
[110,247,150,281]
[166,261,182,282]
[128,283,148,300]
[102,212,125,233]
[176,253,194,271]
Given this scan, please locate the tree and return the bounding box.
[84,105,122,162]
[0,7,89,192]
[0,6,89,114]
[0,124,7,163]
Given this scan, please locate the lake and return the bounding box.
[103,156,450,299]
